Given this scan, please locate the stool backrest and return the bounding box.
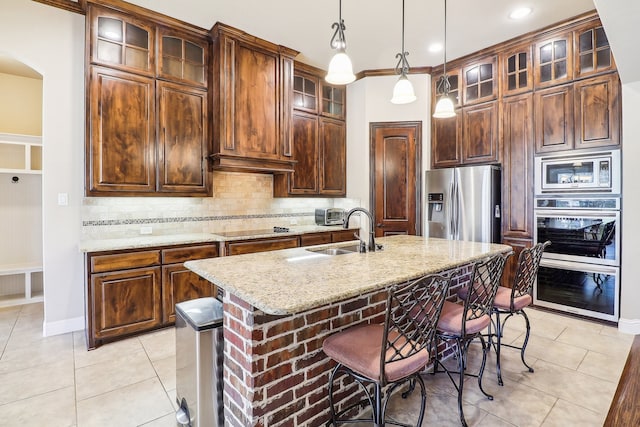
[381,274,451,382]
[462,252,510,335]
[512,241,550,302]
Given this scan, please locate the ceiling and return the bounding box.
[0,0,600,79]
[124,0,596,72]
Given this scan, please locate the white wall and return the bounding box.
[345,74,431,215]
[1,0,86,335]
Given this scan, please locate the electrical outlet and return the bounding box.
[140,226,153,235]
[290,218,298,225]
[57,193,68,206]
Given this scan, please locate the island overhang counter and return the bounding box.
[185,235,512,426]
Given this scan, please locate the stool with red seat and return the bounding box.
[433,252,511,427]
[322,273,452,427]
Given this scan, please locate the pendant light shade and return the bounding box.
[433,96,456,118]
[391,75,417,104]
[325,0,355,85]
[433,0,456,118]
[390,0,416,104]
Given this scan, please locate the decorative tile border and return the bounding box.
[82,212,314,227]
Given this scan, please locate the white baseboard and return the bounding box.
[43,315,84,337]
[617,318,640,335]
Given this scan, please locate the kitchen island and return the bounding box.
[186,235,511,426]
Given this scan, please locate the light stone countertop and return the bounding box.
[185,235,513,315]
[78,225,349,253]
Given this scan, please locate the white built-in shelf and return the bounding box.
[0,133,42,174]
[0,262,43,307]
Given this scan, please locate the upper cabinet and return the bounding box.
[85,3,211,197]
[274,62,347,197]
[534,32,573,89]
[157,27,208,88]
[501,44,533,96]
[462,56,498,105]
[574,23,615,79]
[209,23,298,174]
[90,8,155,76]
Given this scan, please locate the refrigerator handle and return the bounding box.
[452,179,459,239]
[449,181,455,239]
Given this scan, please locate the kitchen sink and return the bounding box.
[306,244,361,256]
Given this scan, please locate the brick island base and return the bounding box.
[220,265,473,426]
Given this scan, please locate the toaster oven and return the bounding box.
[315,208,345,226]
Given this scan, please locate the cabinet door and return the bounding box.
[574,23,615,79]
[90,267,162,341]
[534,33,573,89]
[293,72,319,113]
[88,5,154,76]
[432,68,462,109]
[463,56,497,105]
[219,38,281,159]
[501,44,532,96]
[288,112,320,195]
[534,84,574,153]
[502,94,534,239]
[319,117,346,196]
[162,264,216,324]
[300,232,332,247]
[431,110,462,168]
[87,66,156,195]
[321,83,346,120]
[462,102,499,164]
[157,28,208,88]
[157,81,209,195]
[573,74,620,149]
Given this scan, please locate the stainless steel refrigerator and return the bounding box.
[425,165,501,243]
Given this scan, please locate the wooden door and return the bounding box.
[574,73,620,149]
[87,66,156,195]
[370,122,421,237]
[157,81,209,195]
[319,117,346,195]
[534,84,574,153]
[462,101,499,164]
[502,93,534,239]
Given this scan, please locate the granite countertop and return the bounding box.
[78,225,349,253]
[185,235,512,315]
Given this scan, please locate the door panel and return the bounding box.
[370,122,421,236]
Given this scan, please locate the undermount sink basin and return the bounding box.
[306,244,361,256]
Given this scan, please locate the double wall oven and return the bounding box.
[533,150,621,322]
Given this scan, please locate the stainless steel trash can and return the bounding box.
[175,297,224,427]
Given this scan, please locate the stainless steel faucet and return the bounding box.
[343,207,382,252]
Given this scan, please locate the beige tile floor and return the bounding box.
[0,302,633,427]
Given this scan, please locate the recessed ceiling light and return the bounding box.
[428,43,443,53]
[509,7,532,20]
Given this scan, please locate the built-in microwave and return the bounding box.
[534,150,620,195]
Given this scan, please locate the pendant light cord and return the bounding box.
[436,0,451,95]
[395,0,410,75]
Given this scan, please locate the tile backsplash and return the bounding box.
[82,171,360,239]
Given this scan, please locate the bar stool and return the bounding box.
[433,252,510,427]
[322,273,452,427]
[491,241,550,385]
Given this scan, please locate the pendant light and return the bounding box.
[433,0,456,118]
[325,0,356,85]
[391,0,416,104]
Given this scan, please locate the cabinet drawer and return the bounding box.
[90,250,161,273]
[300,232,332,247]
[226,236,299,256]
[162,244,218,264]
[332,229,357,243]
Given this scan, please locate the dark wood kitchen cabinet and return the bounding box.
[502,93,534,239]
[534,31,573,89]
[209,23,298,173]
[501,44,533,97]
[86,242,218,349]
[431,109,462,168]
[534,83,574,153]
[462,56,498,105]
[573,73,620,149]
[274,63,347,197]
[224,236,300,256]
[574,22,616,79]
[85,3,211,197]
[461,101,499,164]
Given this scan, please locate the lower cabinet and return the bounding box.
[86,242,218,349]
[225,236,299,256]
